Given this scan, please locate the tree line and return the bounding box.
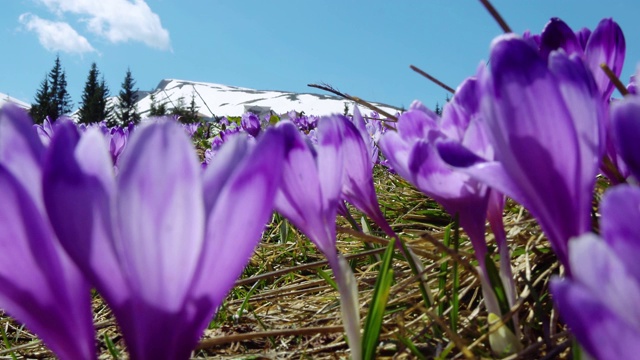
[29,56,203,126]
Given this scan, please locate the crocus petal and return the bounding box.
[552,278,640,360]
[600,185,640,281]
[194,127,284,307]
[441,78,479,140]
[275,121,336,255]
[43,123,129,306]
[568,233,640,325]
[611,96,640,181]
[115,120,205,310]
[0,165,95,360]
[316,117,345,217]
[539,18,583,60]
[377,130,414,184]
[548,50,605,230]
[584,18,625,100]
[201,135,250,215]
[575,27,591,50]
[329,115,395,237]
[0,105,45,206]
[478,34,601,268]
[351,106,375,162]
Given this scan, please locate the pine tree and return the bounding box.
[114,68,141,126]
[186,93,200,123]
[170,97,187,122]
[57,71,73,117]
[79,63,111,124]
[149,93,168,116]
[99,77,113,123]
[30,75,50,123]
[30,55,72,123]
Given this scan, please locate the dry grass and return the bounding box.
[0,167,569,359]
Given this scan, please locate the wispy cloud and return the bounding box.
[35,0,171,50]
[19,13,96,54]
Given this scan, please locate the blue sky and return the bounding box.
[2,1,640,111]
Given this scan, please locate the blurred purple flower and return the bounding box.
[611,90,640,181]
[440,35,604,272]
[551,185,640,360]
[33,116,54,146]
[539,17,625,101]
[0,105,95,359]
[182,122,200,138]
[241,112,261,137]
[108,126,129,167]
[42,118,284,359]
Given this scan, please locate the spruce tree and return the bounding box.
[56,71,73,117]
[30,76,50,123]
[115,68,141,126]
[99,77,113,123]
[30,55,72,123]
[149,93,168,116]
[186,93,200,123]
[79,63,111,124]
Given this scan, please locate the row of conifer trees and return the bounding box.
[29,55,141,127]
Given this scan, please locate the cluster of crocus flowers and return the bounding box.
[378,76,520,354]
[0,104,286,359]
[439,34,604,274]
[1,13,638,360]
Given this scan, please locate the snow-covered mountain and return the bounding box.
[1,79,401,120]
[135,79,400,119]
[0,93,30,110]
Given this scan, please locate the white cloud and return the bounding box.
[35,0,171,50]
[19,13,96,54]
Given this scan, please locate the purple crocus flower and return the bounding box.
[378,77,517,333]
[34,116,54,146]
[537,17,627,183]
[108,126,129,167]
[379,87,494,273]
[351,107,380,166]
[0,105,95,359]
[42,118,284,359]
[274,120,362,360]
[241,112,261,137]
[182,122,200,138]
[551,185,640,360]
[611,91,640,181]
[439,34,604,272]
[334,110,395,238]
[539,17,625,101]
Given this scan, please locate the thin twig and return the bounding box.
[307,83,398,121]
[196,325,345,349]
[478,0,512,33]
[600,63,630,96]
[409,65,456,94]
[234,247,387,287]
